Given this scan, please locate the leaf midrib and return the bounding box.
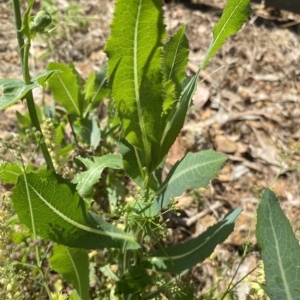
[57,73,80,115]
[268,199,293,299]
[28,183,136,243]
[156,155,225,195]
[134,0,150,160]
[66,248,82,296]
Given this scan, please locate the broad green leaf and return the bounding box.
[144,207,242,272]
[105,0,166,169]
[162,25,189,100]
[0,78,35,110]
[0,73,55,110]
[49,244,89,300]
[256,189,300,299]
[0,162,23,184]
[145,150,227,217]
[201,0,252,69]
[0,162,32,184]
[73,154,123,198]
[47,62,82,116]
[73,118,101,149]
[12,170,139,250]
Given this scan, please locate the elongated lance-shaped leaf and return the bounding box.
[12,170,140,250]
[256,189,300,299]
[145,150,227,217]
[157,0,251,165]
[160,26,189,134]
[49,244,89,300]
[72,154,123,198]
[47,62,82,116]
[201,0,252,69]
[162,25,189,100]
[144,207,241,272]
[105,0,166,170]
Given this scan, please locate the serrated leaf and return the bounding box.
[105,0,166,169]
[72,154,123,198]
[144,207,241,272]
[47,62,82,116]
[49,244,89,300]
[146,150,227,217]
[12,169,139,250]
[256,189,300,299]
[201,0,252,69]
[162,25,189,100]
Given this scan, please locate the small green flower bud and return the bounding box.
[32,11,52,33]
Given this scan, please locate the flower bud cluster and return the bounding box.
[41,119,62,173]
[41,119,74,179]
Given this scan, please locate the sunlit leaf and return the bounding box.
[73,154,123,198]
[12,170,139,250]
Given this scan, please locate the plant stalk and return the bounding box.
[12,0,55,172]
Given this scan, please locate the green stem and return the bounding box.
[11,0,55,172]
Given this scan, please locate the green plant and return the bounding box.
[256,189,300,299]
[0,0,252,298]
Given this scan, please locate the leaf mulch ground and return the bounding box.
[1,0,300,298]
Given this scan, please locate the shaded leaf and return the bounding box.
[84,64,109,115]
[256,189,300,299]
[73,118,101,149]
[12,169,139,250]
[49,244,89,300]
[47,62,82,116]
[144,208,241,272]
[119,139,144,189]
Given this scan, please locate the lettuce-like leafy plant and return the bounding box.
[0,0,253,298]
